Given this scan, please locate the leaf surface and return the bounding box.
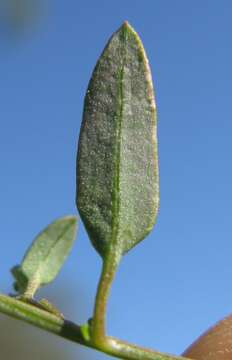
[12,216,77,295]
[76,22,159,258]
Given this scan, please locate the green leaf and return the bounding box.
[76,22,159,259]
[12,216,77,297]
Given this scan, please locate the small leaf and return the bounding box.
[76,22,159,259]
[12,216,77,297]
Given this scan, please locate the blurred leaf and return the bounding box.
[12,216,77,297]
[76,22,159,259]
[0,0,40,37]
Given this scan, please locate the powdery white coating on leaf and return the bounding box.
[76,22,159,258]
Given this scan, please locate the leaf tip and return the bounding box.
[60,215,78,233]
[118,20,135,38]
[63,215,78,225]
[122,20,129,28]
[121,20,133,30]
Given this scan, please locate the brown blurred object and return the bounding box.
[182,313,232,360]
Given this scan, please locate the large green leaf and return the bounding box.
[12,216,77,296]
[76,22,159,258]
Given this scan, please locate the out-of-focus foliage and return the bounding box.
[0,0,40,35]
[12,216,77,297]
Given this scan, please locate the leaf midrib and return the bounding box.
[110,35,126,257]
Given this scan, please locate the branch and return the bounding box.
[0,293,190,360]
[0,293,86,345]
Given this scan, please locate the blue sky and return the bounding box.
[1,1,232,359]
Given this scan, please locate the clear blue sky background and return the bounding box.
[1,1,232,359]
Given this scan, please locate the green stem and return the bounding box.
[0,293,190,360]
[23,275,40,299]
[100,337,189,360]
[91,252,120,344]
[0,293,85,345]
